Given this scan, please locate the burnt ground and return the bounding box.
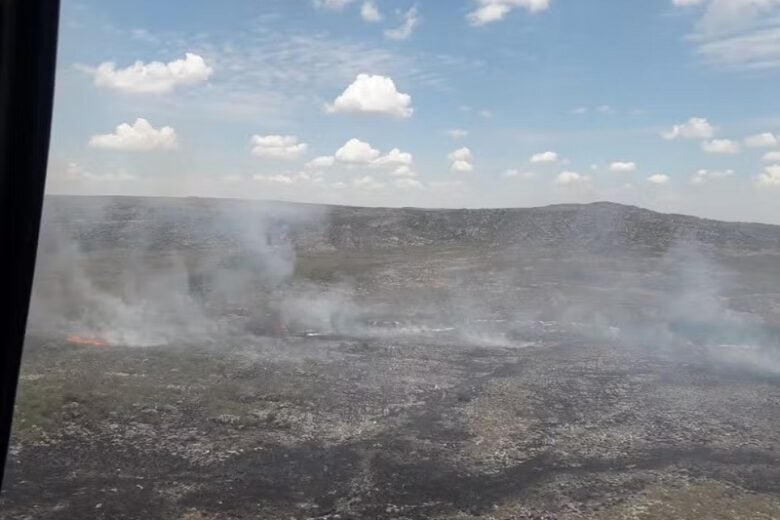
[3,197,780,519]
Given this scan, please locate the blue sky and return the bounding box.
[47,0,780,223]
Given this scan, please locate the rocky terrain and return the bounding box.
[2,195,780,519]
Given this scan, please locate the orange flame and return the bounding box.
[66,335,109,348]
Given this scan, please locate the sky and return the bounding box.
[46,0,780,224]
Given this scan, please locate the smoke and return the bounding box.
[25,197,780,375]
[27,197,333,346]
[28,228,218,347]
[541,238,780,373]
[279,284,360,334]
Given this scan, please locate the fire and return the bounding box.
[66,335,109,348]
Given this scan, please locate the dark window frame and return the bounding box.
[0,0,60,488]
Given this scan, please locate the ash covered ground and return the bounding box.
[3,195,780,519]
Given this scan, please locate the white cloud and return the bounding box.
[696,26,780,71]
[314,0,357,10]
[352,175,386,190]
[596,104,615,115]
[701,138,740,154]
[478,109,494,119]
[314,139,415,174]
[450,160,474,173]
[335,138,381,163]
[674,0,780,70]
[372,148,414,167]
[449,147,474,162]
[56,162,137,183]
[326,73,413,118]
[391,165,417,177]
[89,118,177,151]
[253,174,297,185]
[662,117,715,140]
[446,129,469,139]
[570,105,620,116]
[744,132,779,148]
[647,174,670,184]
[361,1,383,21]
[691,168,735,184]
[530,151,558,163]
[385,7,419,40]
[756,164,780,186]
[555,171,590,185]
[503,169,536,179]
[763,150,780,162]
[395,178,424,190]
[451,161,474,172]
[306,155,337,169]
[449,147,475,172]
[609,161,637,172]
[468,0,550,26]
[87,53,213,94]
[253,171,323,185]
[250,135,308,159]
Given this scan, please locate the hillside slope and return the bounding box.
[39,196,780,254]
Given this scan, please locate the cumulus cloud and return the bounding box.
[468,0,550,26]
[555,171,590,185]
[446,129,469,139]
[253,171,323,185]
[385,7,419,40]
[352,175,386,190]
[744,132,779,148]
[763,150,780,162]
[313,139,415,174]
[250,135,308,159]
[451,161,474,173]
[335,138,382,163]
[326,74,413,118]
[391,165,417,177]
[756,164,780,187]
[701,138,740,154]
[449,147,475,172]
[361,1,383,21]
[647,174,670,184]
[609,161,637,172]
[86,53,213,95]
[691,168,735,184]
[89,118,177,151]
[662,117,715,140]
[529,151,558,163]
[306,155,337,169]
[372,148,414,167]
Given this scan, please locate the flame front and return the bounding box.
[66,335,109,348]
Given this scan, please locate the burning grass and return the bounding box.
[66,335,109,348]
